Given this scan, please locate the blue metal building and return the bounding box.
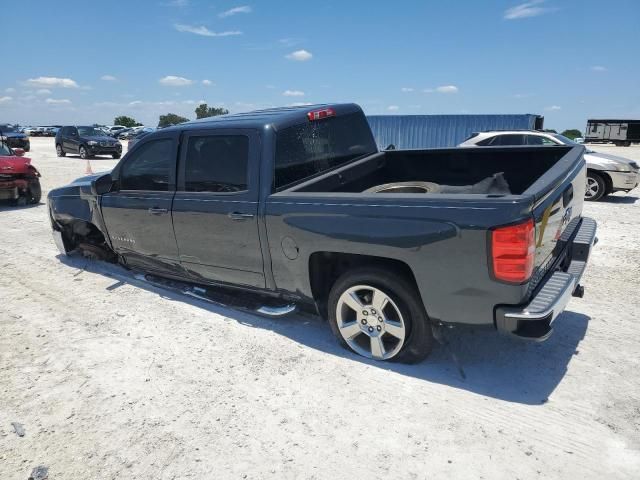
[366,114,544,149]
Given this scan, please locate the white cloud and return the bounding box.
[202,79,214,86]
[285,49,313,61]
[174,24,242,37]
[545,105,561,111]
[129,100,143,105]
[591,65,607,72]
[513,93,532,98]
[387,105,399,111]
[283,90,305,97]
[401,87,414,92]
[436,85,458,93]
[45,98,71,105]
[5,87,16,93]
[504,1,555,20]
[101,75,117,81]
[265,84,276,89]
[159,75,194,87]
[25,76,79,88]
[165,0,188,6]
[0,96,12,104]
[219,5,252,17]
[36,89,52,95]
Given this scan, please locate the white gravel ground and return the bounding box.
[1,138,639,479]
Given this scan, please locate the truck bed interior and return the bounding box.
[290,146,573,196]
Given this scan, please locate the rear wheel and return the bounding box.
[585,172,606,201]
[56,144,65,157]
[327,267,434,363]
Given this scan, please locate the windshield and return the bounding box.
[78,126,105,137]
[274,111,377,190]
[552,134,579,145]
[0,124,17,133]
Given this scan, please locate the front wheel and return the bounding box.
[26,179,41,204]
[327,267,434,363]
[112,153,121,159]
[56,144,65,157]
[79,146,90,159]
[585,172,606,201]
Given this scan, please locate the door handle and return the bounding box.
[148,207,168,215]
[228,212,254,221]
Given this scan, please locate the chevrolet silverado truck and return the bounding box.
[48,104,597,363]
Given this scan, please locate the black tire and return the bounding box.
[327,267,434,363]
[112,153,121,159]
[56,144,65,157]
[26,179,42,204]
[585,171,606,201]
[79,146,91,159]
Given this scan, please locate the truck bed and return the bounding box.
[289,146,574,197]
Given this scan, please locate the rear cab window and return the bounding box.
[274,111,377,190]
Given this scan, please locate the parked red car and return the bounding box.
[0,143,41,205]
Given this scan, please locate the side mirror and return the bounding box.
[13,148,25,157]
[91,173,114,195]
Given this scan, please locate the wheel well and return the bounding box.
[59,219,107,250]
[309,252,419,319]
[587,169,613,194]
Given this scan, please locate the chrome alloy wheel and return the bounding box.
[585,176,599,199]
[336,285,406,360]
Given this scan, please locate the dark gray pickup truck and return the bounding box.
[48,103,597,363]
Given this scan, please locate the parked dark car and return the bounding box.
[0,124,31,151]
[55,126,123,159]
[48,104,597,363]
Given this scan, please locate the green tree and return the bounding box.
[113,115,141,128]
[158,113,190,128]
[561,129,583,140]
[195,104,229,119]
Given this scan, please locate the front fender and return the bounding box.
[48,182,111,249]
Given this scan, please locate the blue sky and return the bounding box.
[1,0,638,131]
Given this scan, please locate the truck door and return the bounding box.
[100,131,182,275]
[172,129,265,288]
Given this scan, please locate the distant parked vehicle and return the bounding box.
[116,128,134,139]
[55,126,123,159]
[127,127,155,148]
[459,130,640,201]
[0,124,31,151]
[106,125,127,137]
[585,119,640,147]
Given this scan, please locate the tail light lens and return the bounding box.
[491,218,535,283]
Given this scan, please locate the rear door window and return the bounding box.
[493,134,526,146]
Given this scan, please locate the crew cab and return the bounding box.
[48,104,597,363]
[0,142,41,205]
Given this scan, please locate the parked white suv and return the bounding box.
[460,130,639,201]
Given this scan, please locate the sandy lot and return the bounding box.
[1,138,639,479]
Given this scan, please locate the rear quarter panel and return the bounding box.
[265,193,535,325]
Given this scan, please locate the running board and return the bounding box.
[134,274,297,318]
[256,304,297,317]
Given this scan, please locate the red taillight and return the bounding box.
[491,218,535,283]
[307,108,336,121]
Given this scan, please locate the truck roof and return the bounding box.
[177,103,362,131]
